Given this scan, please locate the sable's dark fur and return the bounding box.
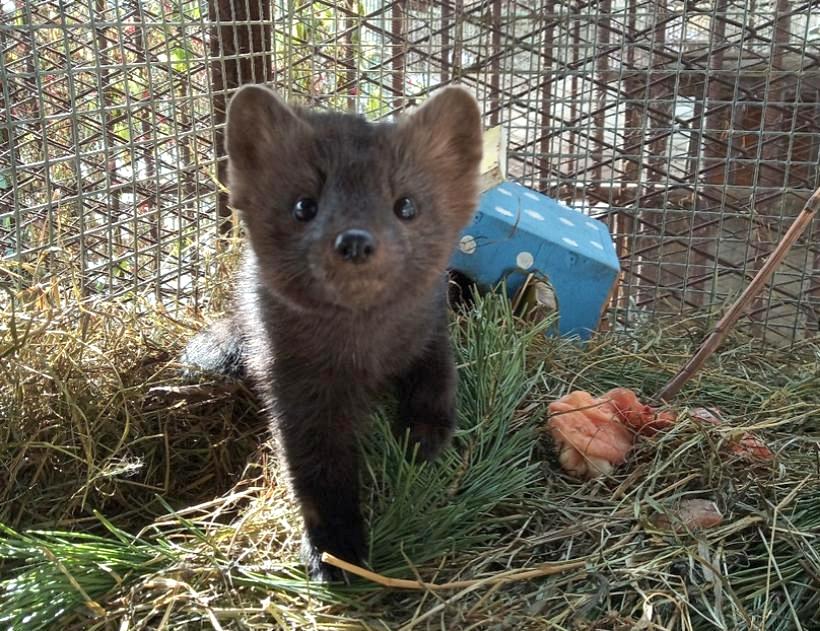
[181,84,483,581]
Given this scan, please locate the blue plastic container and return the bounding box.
[450,181,620,340]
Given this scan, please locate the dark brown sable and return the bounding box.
[181,84,483,581]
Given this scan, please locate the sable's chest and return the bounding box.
[251,283,436,385]
[306,314,422,381]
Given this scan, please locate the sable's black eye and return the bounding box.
[292,198,318,222]
[394,197,416,220]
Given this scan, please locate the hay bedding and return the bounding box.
[1,261,819,630]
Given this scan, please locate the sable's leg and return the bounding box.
[276,406,366,583]
[394,315,458,462]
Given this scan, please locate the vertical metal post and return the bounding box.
[209,0,272,238]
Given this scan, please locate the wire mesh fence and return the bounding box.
[2,0,819,342]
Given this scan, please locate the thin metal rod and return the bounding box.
[657,184,820,402]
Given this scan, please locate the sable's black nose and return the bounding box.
[334,229,376,263]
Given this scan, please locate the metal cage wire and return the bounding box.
[1,0,819,343]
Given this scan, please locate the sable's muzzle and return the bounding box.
[334,229,377,264]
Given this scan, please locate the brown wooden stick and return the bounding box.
[320,552,585,590]
[656,185,820,402]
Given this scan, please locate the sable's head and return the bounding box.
[225,84,483,311]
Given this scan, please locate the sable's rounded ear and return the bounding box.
[399,85,483,172]
[225,84,308,169]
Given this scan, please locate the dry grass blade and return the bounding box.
[320,552,587,590]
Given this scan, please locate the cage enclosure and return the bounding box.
[1,2,819,630]
[3,0,820,342]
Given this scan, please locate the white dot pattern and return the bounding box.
[459,235,477,255]
[482,187,617,265]
[516,251,534,269]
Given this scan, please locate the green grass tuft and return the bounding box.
[0,516,174,630]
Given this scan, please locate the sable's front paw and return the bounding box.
[409,420,453,462]
[300,536,346,583]
[300,526,366,584]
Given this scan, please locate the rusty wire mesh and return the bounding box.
[1,1,819,342]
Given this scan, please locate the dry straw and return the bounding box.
[1,249,819,630]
